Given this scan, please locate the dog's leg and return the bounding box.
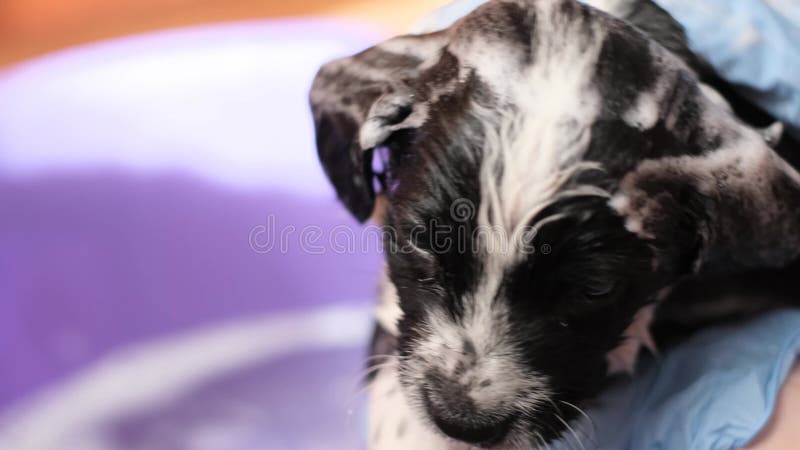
[652,258,800,346]
[612,132,800,347]
[611,132,800,277]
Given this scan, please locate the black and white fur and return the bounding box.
[309,0,800,448]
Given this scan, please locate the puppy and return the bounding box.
[309,0,800,448]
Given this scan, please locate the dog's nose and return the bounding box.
[430,411,514,447]
[424,375,515,446]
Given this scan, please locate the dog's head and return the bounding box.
[310,0,800,447]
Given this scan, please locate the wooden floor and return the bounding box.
[0,0,448,68]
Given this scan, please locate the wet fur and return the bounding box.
[310,0,800,448]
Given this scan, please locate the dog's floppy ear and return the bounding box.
[309,32,448,222]
[612,132,800,278]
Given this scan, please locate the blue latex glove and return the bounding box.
[553,310,800,450]
[656,0,800,138]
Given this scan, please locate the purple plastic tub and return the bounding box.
[0,20,386,450]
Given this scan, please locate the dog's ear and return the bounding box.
[612,133,800,278]
[309,32,448,222]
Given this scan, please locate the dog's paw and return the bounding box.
[606,304,657,375]
[609,192,654,240]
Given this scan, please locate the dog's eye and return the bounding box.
[557,279,620,317]
[416,275,444,294]
[388,246,444,293]
[584,280,617,298]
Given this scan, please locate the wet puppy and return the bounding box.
[309,0,800,448]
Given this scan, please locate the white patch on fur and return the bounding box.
[760,121,784,147]
[623,92,660,130]
[379,35,449,61]
[583,0,637,16]
[403,273,551,424]
[456,1,611,242]
[609,193,650,237]
[607,193,629,212]
[375,268,403,337]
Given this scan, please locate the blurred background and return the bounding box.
[2,1,798,450]
[0,1,449,449]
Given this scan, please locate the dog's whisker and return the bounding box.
[554,413,585,450]
[545,397,597,448]
[536,431,552,450]
[354,361,397,383]
[364,353,398,361]
[560,400,597,435]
